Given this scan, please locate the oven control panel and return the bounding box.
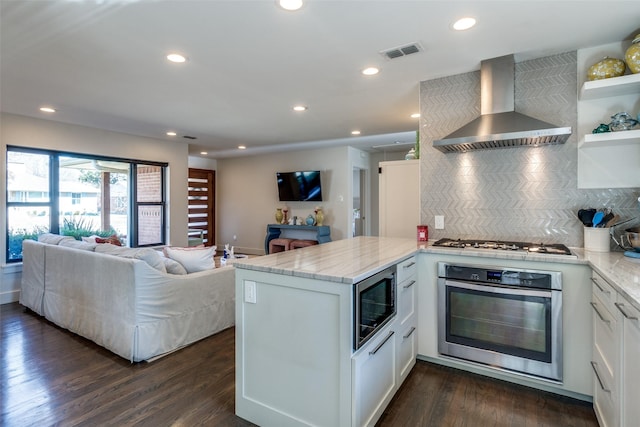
[438,263,561,290]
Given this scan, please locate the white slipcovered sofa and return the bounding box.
[19,235,235,362]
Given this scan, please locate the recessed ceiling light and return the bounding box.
[411,113,420,118]
[166,53,187,63]
[39,106,56,113]
[293,105,307,112]
[238,145,247,150]
[278,0,303,11]
[166,131,177,136]
[200,151,208,155]
[362,67,379,76]
[452,17,476,31]
[351,130,361,135]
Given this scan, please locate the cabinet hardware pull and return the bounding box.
[590,361,610,392]
[403,280,416,289]
[590,302,611,324]
[591,277,611,295]
[615,302,639,320]
[403,262,416,269]
[403,327,416,339]
[369,331,394,356]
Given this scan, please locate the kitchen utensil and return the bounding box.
[592,211,605,227]
[621,227,640,252]
[578,208,596,227]
[605,214,620,227]
[600,212,614,227]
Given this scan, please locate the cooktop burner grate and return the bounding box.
[432,238,573,256]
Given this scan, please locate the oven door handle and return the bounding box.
[443,279,554,298]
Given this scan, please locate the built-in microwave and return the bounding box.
[354,265,396,350]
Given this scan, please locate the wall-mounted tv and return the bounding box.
[276,170,323,202]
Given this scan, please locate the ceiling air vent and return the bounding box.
[380,42,422,60]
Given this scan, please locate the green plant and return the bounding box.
[7,226,47,261]
[61,214,117,240]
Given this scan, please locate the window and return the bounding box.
[6,147,168,262]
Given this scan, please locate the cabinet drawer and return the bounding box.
[397,319,417,383]
[592,271,617,313]
[397,275,417,326]
[592,295,619,375]
[591,348,619,427]
[352,325,397,427]
[397,256,416,284]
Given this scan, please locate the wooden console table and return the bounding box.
[264,224,331,254]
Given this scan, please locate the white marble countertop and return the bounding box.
[573,248,640,312]
[233,237,640,311]
[232,236,418,284]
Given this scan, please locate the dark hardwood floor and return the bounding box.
[1,302,598,426]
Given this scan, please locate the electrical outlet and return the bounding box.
[435,215,445,229]
[233,234,237,241]
[244,281,256,304]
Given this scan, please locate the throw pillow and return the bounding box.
[38,233,74,245]
[162,257,188,275]
[163,246,217,273]
[58,239,97,251]
[95,234,122,246]
[94,244,167,273]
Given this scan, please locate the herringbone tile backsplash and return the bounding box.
[419,51,639,248]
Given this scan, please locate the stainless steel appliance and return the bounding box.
[354,266,396,350]
[432,238,574,256]
[438,262,563,382]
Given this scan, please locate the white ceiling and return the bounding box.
[2,1,639,158]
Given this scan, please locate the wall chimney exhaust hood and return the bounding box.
[433,55,572,153]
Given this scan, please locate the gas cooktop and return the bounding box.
[432,238,574,256]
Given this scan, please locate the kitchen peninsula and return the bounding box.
[233,236,418,427]
[234,236,640,427]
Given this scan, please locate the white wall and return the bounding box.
[216,146,356,254]
[0,113,190,303]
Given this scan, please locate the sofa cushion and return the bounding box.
[163,246,217,273]
[58,239,97,251]
[161,255,188,275]
[38,233,74,245]
[95,244,167,273]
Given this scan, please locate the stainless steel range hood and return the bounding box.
[433,55,572,153]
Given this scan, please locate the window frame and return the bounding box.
[6,145,168,262]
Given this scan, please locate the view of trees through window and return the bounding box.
[6,148,166,262]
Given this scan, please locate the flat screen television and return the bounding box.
[276,170,323,202]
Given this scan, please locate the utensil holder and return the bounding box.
[584,227,610,252]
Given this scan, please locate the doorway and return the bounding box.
[352,167,367,237]
[188,168,215,246]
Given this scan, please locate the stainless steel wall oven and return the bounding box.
[437,262,563,382]
[354,266,396,350]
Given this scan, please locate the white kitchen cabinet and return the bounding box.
[235,252,417,427]
[378,160,420,238]
[577,42,640,189]
[615,296,640,427]
[352,324,397,427]
[396,256,418,383]
[591,271,620,427]
[590,268,640,427]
